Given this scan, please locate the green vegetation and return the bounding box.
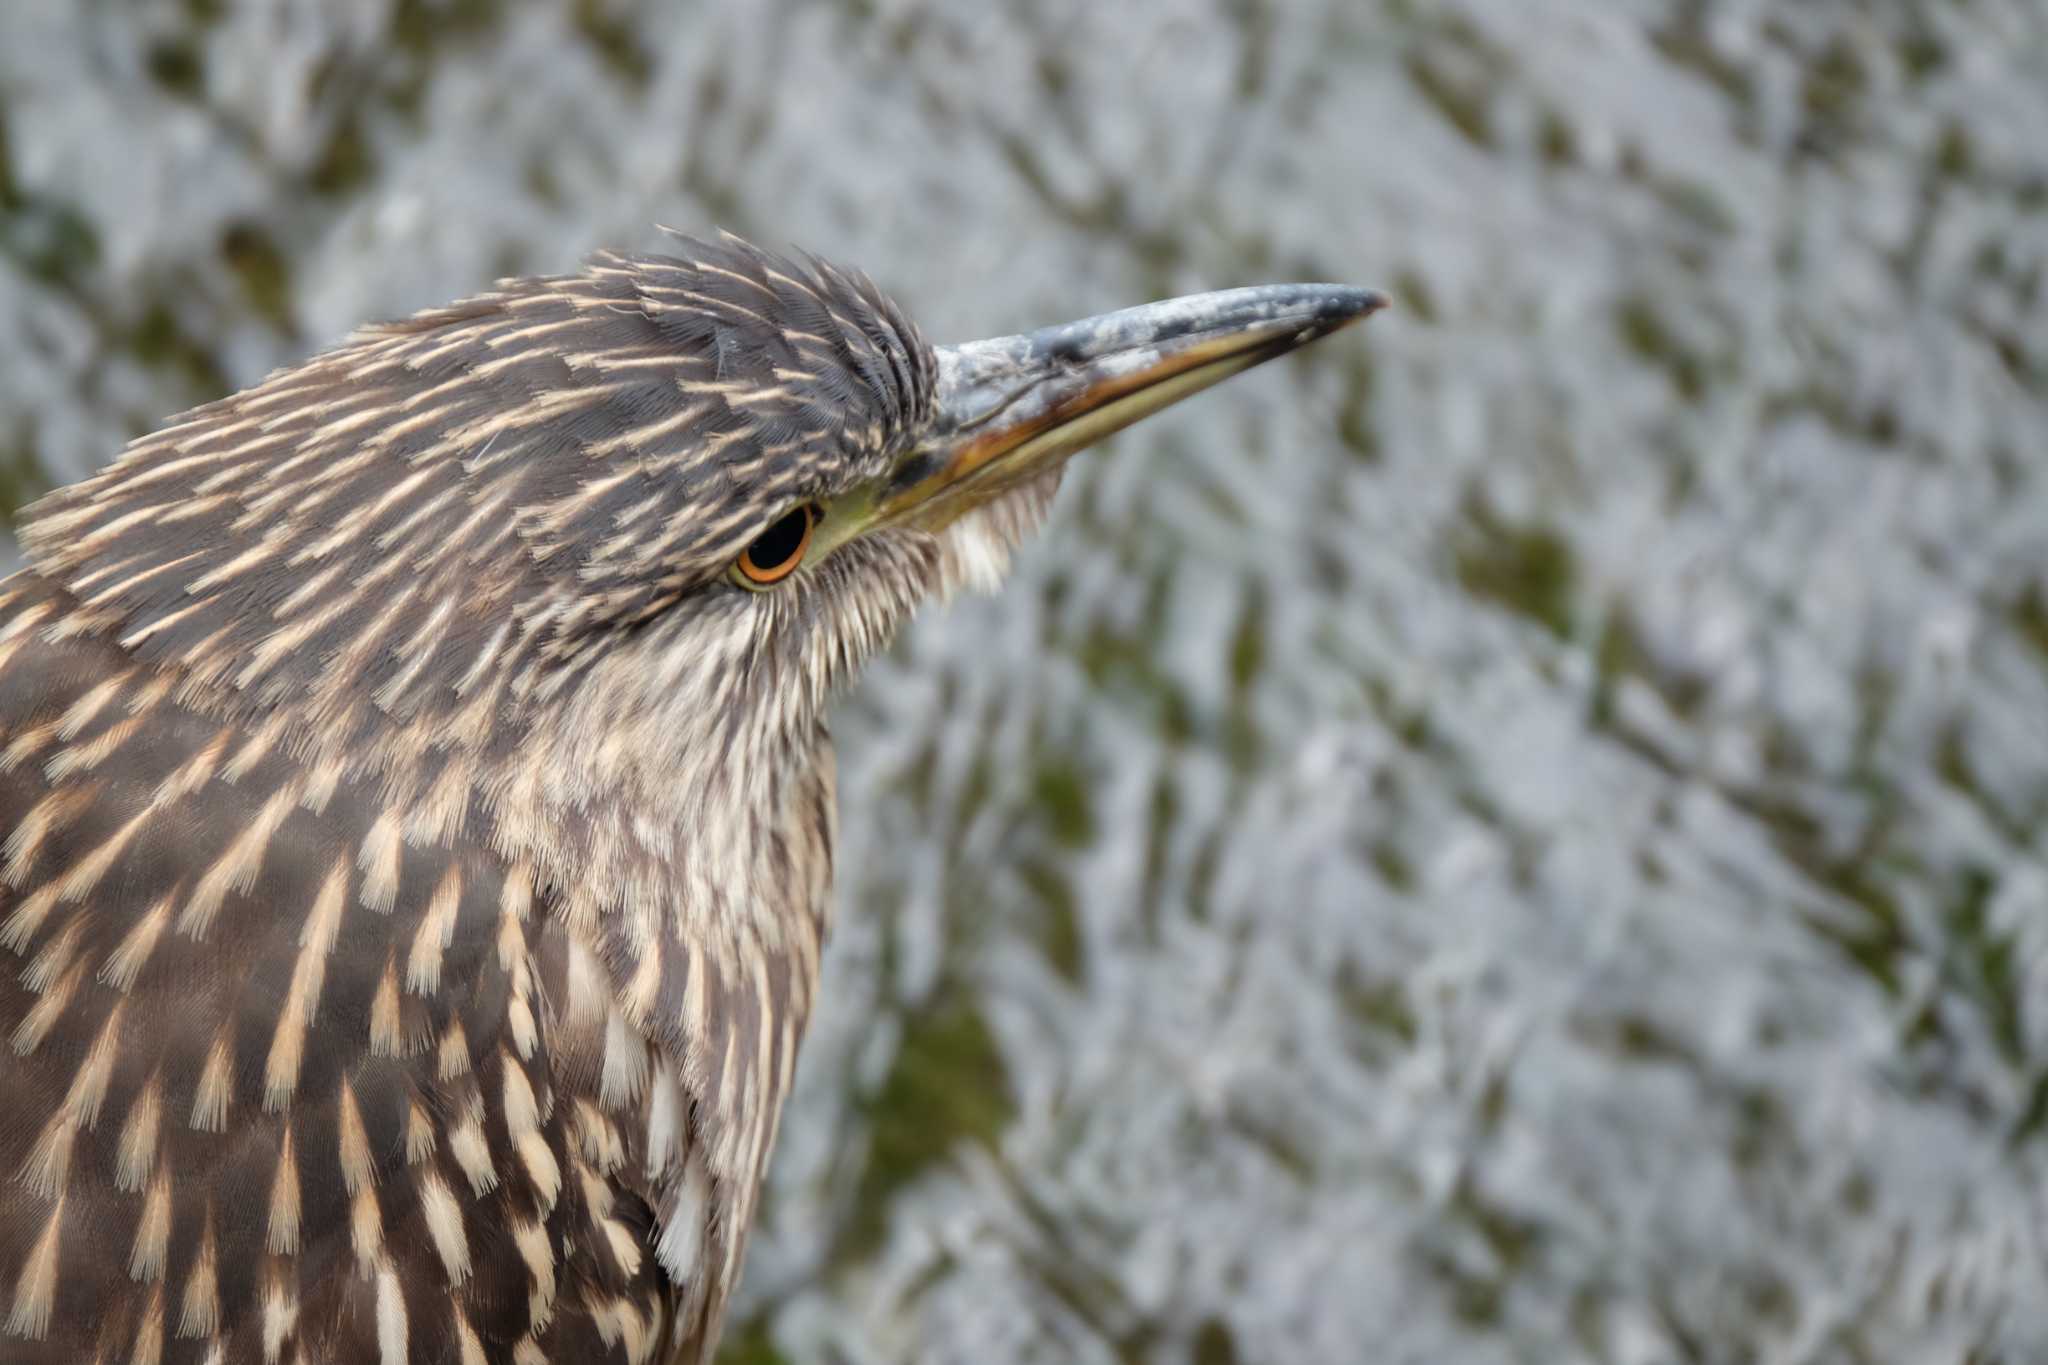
[1452,498,1577,639]
[843,997,1016,1260]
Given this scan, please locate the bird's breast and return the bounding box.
[0,571,837,1364]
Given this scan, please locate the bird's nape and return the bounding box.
[0,232,1382,1365]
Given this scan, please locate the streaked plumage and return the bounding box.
[0,232,1381,1363]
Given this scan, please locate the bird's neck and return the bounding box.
[477,660,836,1281]
[28,551,841,1074]
[487,675,840,1042]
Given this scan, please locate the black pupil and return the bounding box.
[748,506,810,571]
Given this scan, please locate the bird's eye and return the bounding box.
[732,503,818,587]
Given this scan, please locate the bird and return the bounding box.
[0,231,1383,1364]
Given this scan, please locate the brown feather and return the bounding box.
[0,236,995,1364]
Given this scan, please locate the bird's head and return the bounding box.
[19,234,1380,898]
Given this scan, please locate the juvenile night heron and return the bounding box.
[0,233,1381,1363]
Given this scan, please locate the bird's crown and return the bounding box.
[22,234,938,733]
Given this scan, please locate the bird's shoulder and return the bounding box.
[0,574,697,1363]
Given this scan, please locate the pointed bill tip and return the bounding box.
[1320,285,1392,325]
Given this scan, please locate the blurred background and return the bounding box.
[4,2,2047,1361]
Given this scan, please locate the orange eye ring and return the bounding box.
[734,503,818,587]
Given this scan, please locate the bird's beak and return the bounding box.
[874,282,1388,530]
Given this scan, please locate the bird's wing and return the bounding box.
[0,574,672,1363]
